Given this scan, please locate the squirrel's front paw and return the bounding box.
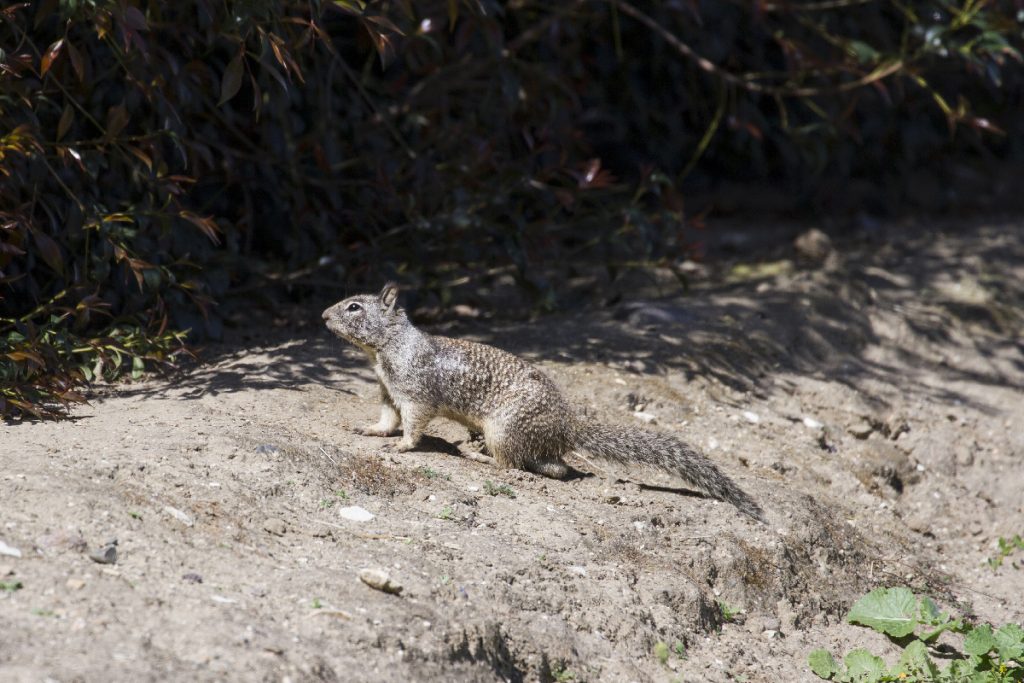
[354,425,399,437]
[394,439,418,453]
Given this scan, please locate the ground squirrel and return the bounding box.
[322,283,764,521]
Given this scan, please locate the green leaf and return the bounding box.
[918,596,943,624]
[946,659,978,680]
[808,649,839,679]
[846,40,879,64]
[964,624,996,656]
[994,623,1024,661]
[219,52,245,105]
[844,649,886,682]
[847,587,918,638]
[131,355,144,380]
[897,640,938,678]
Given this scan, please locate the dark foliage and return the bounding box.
[2,0,1021,417]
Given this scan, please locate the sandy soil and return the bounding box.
[2,220,1023,682]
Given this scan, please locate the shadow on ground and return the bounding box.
[108,221,1023,417]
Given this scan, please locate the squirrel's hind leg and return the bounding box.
[526,460,569,479]
[484,415,569,479]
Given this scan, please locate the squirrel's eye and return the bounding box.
[346,302,361,312]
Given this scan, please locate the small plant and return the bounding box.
[335,490,349,500]
[128,511,142,520]
[483,480,517,498]
[654,641,670,666]
[718,600,741,623]
[31,608,55,617]
[418,466,441,479]
[673,641,687,659]
[439,574,451,586]
[1,580,23,592]
[987,535,1024,570]
[318,498,334,509]
[311,598,322,609]
[808,586,1024,682]
[550,663,576,682]
[438,506,454,521]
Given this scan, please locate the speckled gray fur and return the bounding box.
[323,283,764,521]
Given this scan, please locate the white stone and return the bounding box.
[0,540,22,558]
[338,506,374,522]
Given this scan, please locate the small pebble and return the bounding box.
[742,411,760,424]
[212,595,238,604]
[163,506,194,527]
[633,411,657,425]
[359,568,403,595]
[802,417,823,429]
[263,518,287,536]
[182,572,203,584]
[88,542,118,565]
[848,422,874,439]
[66,578,86,590]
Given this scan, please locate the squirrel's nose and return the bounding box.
[322,308,331,321]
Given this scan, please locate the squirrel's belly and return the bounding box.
[437,406,485,433]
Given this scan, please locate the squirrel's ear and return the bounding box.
[379,282,399,313]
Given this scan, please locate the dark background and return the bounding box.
[2,0,1023,416]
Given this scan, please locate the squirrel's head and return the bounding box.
[322,282,405,352]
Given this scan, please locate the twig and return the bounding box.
[606,0,904,97]
[305,516,411,542]
[318,444,338,467]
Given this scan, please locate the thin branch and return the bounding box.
[606,0,904,97]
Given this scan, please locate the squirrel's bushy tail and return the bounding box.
[570,418,765,522]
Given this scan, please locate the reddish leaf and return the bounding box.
[447,0,459,29]
[127,145,153,171]
[967,117,1005,135]
[364,14,404,35]
[31,0,54,27]
[40,38,63,77]
[367,28,395,68]
[66,41,85,81]
[57,103,74,141]
[268,34,288,74]
[7,350,45,365]
[180,211,221,244]
[104,104,130,141]
[32,229,63,274]
[219,52,245,105]
[123,6,148,31]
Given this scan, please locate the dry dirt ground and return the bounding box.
[2,220,1023,682]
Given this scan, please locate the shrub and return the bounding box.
[2,1,1021,418]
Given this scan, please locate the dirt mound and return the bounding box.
[2,221,1022,681]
